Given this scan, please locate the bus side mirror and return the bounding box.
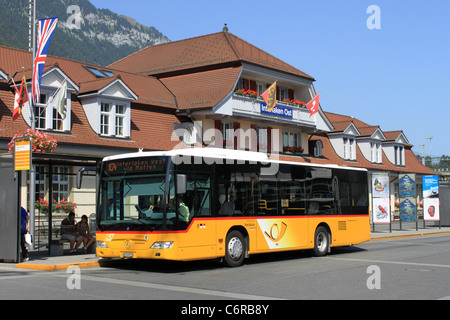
[176,174,187,194]
[77,166,97,189]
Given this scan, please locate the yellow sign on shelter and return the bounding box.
[14,139,32,171]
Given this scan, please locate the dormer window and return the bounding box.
[314,140,323,157]
[79,77,136,139]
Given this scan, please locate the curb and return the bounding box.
[370,231,450,242]
[15,258,119,272]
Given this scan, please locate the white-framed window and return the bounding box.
[279,87,289,101]
[314,140,323,157]
[52,109,64,131]
[257,127,268,152]
[394,145,404,166]
[99,100,130,138]
[34,88,71,132]
[115,104,126,137]
[100,102,111,135]
[371,142,382,163]
[283,131,300,148]
[343,137,356,160]
[222,122,234,148]
[35,93,48,130]
[256,82,266,95]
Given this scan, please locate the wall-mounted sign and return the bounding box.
[14,138,32,171]
[260,103,293,119]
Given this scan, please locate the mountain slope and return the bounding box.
[0,0,169,66]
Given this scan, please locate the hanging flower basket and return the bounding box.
[8,129,58,154]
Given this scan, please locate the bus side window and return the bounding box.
[256,180,279,215]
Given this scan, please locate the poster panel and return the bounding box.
[372,172,390,224]
[399,173,416,222]
[423,175,440,221]
[373,197,390,223]
[372,172,389,198]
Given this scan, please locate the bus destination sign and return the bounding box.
[106,158,166,174]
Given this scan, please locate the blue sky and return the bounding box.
[90,0,450,157]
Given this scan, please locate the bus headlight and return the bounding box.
[96,241,108,248]
[151,241,174,249]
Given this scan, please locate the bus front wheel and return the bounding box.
[313,226,329,257]
[223,230,246,267]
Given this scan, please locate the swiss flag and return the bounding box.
[306,93,320,117]
[12,77,29,121]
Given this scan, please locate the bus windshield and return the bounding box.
[98,156,177,231]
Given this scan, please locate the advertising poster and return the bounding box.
[399,174,416,222]
[373,197,390,223]
[372,172,389,198]
[423,175,440,221]
[372,172,390,223]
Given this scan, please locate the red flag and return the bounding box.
[306,93,320,117]
[261,81,277,112]
[12,77,29,121]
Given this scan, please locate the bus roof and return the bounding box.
[103,148,367,172]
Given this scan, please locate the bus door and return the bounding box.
[175,171,216,260]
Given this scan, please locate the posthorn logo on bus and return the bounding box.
[265,222,288,242]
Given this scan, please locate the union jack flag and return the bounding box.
[32,17,58,107]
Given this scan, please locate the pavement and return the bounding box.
[2,224,450,272]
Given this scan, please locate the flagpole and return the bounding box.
[29,0,37,250]
[31,0,36,130]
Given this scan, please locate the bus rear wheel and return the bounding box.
[223,230,246,267]
[313,226,329,257]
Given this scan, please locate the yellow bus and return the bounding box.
[93,148,370,267]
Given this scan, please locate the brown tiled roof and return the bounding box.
[308,112,438,175]
[0,45,176,109]
[383,130,405,142]
[324,112,370,129]
[331,120,355,133]
[357,126,381,137]
[0,45,182,153]
[0,85,181,153]
[109,32,314,80]
[160,66,242,110]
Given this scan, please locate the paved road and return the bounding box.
[1,234,449,303]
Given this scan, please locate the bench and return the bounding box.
[50,239,96,256]
[50,239,70,256]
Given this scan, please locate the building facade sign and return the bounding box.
[260,102,293,119]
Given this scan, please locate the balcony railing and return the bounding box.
[230,93,315,126]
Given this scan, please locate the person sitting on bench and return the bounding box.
[61,212,84,254]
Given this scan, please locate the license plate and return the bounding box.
[123,253,133,258]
